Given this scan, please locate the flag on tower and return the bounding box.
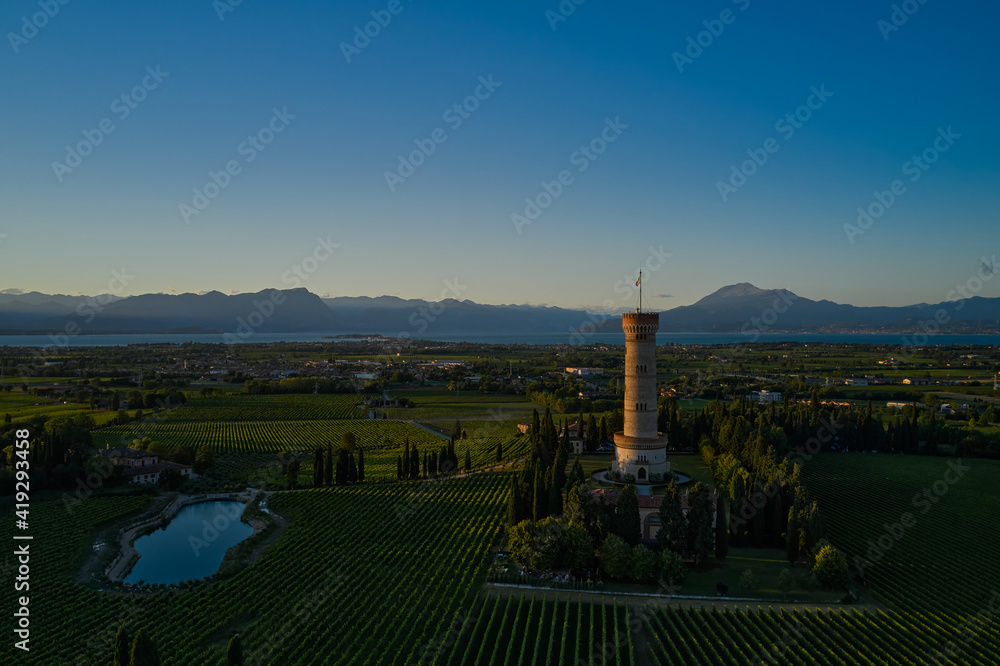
[635,276,641,287]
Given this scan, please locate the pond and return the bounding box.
[125,501,253,585]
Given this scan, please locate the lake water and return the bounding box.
[1,331,998,347]
[125,501,252,585]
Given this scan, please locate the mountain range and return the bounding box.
[0,284,997,336]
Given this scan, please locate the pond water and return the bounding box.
[125,501,253,585]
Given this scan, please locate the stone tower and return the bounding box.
[612,311,670,482]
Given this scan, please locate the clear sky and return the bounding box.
[2,0,998,311]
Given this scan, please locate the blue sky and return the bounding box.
[2,0,998,310]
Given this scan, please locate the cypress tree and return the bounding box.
[324,445,333,486]
[396,455,403,481]
[312,449,323,487]
[113,623,130,666]
[786,507,800,564]
[358,448,365,482]
[227,635,244,666]
[496,441,503,463]
[464,448,471,472]
[129,627,160,666]
[715,496,728,561]
[403,440,411,480]
[532,467,546,521]
[771,487,785,549]
[614,485,641,546]
[506,476,521,526]
[657,479,686,552]
[347,452,357,483]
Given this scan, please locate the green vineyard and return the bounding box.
[164,393,375,422]
[93,419,443,454]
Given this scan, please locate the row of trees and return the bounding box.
[395,437,472,482]
[311,445,365,487]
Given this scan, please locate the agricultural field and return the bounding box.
[93,419,446,454]
[804,453,1000,615]
[162,393,374,422]
[456,595,636,665]
[0,474,551,665]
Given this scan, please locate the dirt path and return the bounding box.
[484,583,878,613]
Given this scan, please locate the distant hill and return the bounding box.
[633,282,1000,333]
[0,289,341,334]
[0,284,997,336]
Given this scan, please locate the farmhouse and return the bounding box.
[97,447,193,485]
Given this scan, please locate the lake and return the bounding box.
[1,331,998,347]
[125,500,253,585]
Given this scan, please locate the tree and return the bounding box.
[358,448,365,482]
[464,449,471,472]
[599,534,632,580]
[659,550,687,589]
[786,507,800,564]
[613,485,641,546]
[313,449,324,487]
[325,445,333,486]
[496,441,503,463]
[778,568,795,593]
[227,635,244,666]
[286,459,300,490]
[342,431,356,451]
[452,419,462,440]
[158,467,183,491]
[129,627,161,666]
[630,545,659,582]
[347,452,358,484]
[113,623,130,666]
[685,483,714,566]
[657,479,686,553]
[194,447,214,473]
[739,568,759,593]
[506,476,523,526]
[714,496,728,561]
[111,391,121,412]
[532,468,546,522]
[812,544,850,590]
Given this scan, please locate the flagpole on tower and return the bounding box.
[636,269,642,313]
